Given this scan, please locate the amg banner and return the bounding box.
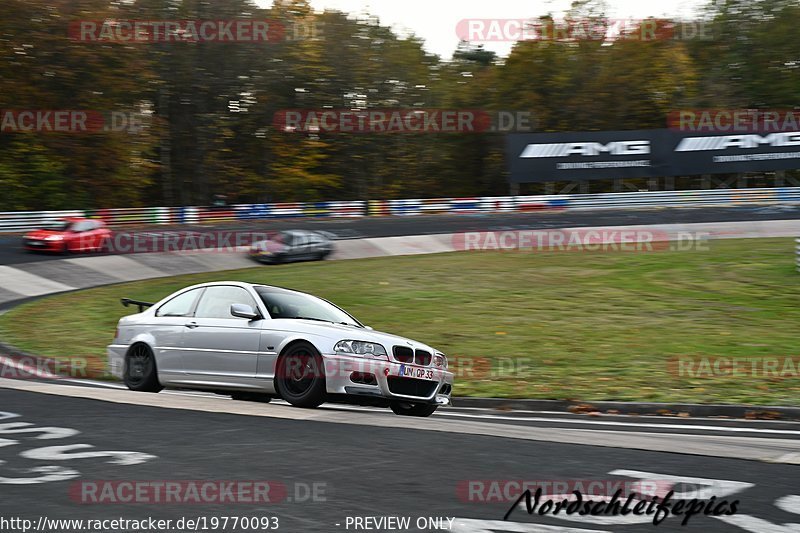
[507,129,800,182]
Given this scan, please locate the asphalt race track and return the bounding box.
[0,377,799,533]
[2,204,800,266]
[2,205,800,533]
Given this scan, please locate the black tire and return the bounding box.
[231,392,272,403]
[124,344,163,393]
[275,342,326,408]
[390,401,438,417]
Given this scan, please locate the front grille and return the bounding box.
[387,377,438,397]
[393,346,432,366]
[392,346,414,363]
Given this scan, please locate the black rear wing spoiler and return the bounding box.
[120,298,154,312]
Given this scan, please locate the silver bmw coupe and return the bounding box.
[108,281,453,416]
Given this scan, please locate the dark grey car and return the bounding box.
[249,230,333,264]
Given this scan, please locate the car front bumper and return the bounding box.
[24,239,64,252]
[322,354,454,405]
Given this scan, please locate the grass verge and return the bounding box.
[1,238,798,405]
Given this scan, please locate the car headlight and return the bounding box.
[334,340,387,357]
[45,235,64,241]
[434,352,448,369]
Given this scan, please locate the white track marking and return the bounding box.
[715,515,800,533]
[0,461,80,484]
[770,453,800,464]
[21,444,156,465]
[446,408,800,425]
[0,357,122,388]
[66,379,127,389]
[432,411,800,436]
[0,356,63,380]
[609,470,753,499]
[775,495,800,515]
[0,422,79,440]
[0,266,75,297]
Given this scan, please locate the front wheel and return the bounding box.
[275,342,326,408]
[124,344,163,393]
[390,401,438,417]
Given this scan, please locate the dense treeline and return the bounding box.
[0,0,798,209]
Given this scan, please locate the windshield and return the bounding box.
[255,286,362,327]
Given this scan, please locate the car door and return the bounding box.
[149,287,205,380]
[181,285,263,384]
[282,232,299,261]
[69,220,102,251]
[305,234,320,259]
[78,220,101,250]
[86,220,106,249]
[65,220,90,251]
[310,234,331,258]
[291,232,311,259]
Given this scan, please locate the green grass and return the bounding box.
[2,238,799,405]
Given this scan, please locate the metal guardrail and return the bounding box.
[2,188,799,233]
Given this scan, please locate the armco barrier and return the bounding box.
[2,188,800,233]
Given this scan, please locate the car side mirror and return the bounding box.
[364,325,373,330]
[230,303,260,320]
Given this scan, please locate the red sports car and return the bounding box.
[23,217,112,253]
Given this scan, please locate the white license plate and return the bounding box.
[398,364,435,380]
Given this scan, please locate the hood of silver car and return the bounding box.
[270,319,437,353]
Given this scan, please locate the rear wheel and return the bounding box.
[275,342,326,408]
[390,401,438,417]
[124,344,163,393]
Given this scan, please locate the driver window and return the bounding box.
[194,286,258,319]
[71,221,92,232]
[156,288,202,317]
